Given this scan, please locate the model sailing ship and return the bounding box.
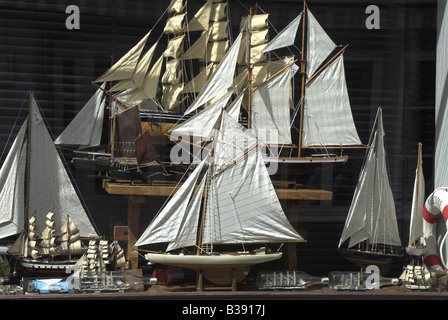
[406,142,426,257]
[338,107,406,272]
[165,0,364,166]
[135,110,305,288]
[1,92,99,272]
[57,0,365,183]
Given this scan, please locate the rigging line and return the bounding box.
[235,0,249,13]
[230,196,246,252]
[0,95,28,162]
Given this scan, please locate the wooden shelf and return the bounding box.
[102,179,332,200]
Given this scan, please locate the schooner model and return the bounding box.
[1,92,99,272]
[338,107,406,273]
[135,110,305,289]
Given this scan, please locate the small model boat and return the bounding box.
[338,107,406,273]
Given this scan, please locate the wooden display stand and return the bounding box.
[196,269,237,292]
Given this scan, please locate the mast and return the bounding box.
[24,92,32,235]
[196,172,209,255]
[247,7,253,129]
[298,1,306,158]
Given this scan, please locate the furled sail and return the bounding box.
[339,108,400,249]
[262,13,302,53]
[306,8,336,79]
[39,211,57,257]
[28,215,41,260]
[57,216,83,255]
[302,55,361,147]
[167,0,184,13]
[54,84,106,148]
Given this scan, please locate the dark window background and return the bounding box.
[0,0,436,276]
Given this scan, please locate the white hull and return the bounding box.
[144,252,282,286]
[145,251,282,269]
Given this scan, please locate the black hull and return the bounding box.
[72,150,189,182]
[337,247,408,274]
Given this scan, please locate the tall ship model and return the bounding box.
[0,92,99,272]
[57,0,365,182]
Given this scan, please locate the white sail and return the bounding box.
[39,211,58,257]
[184,32,243,115]
[54,84,106,147]
[137,111,302,251]
[163,35,185,59]
[306,8,336,78]
[225,89,244,121]
[169,89,234,142]
[182,63,214,94]
[95,31,151,83]
[212,112,259,171]
[202,112,303,245]
[164,13,186,35]
[262,13,302,53]
[167,0,184,13]
[339,108,401,248]
[135,159,207,249]
[0,120,27,238]
[302,55,361,147]
[28,94,98,237]
[408,143,425,247]
[252,68,294,145]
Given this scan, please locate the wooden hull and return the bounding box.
[144,252,282,286]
